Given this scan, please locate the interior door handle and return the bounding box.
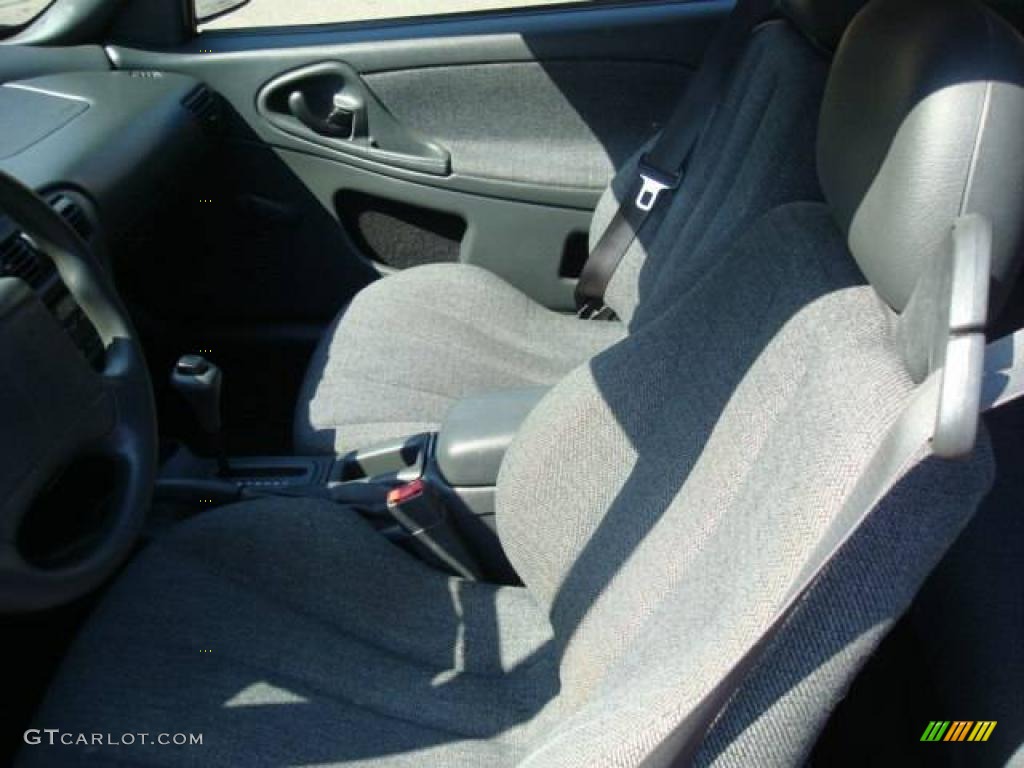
[286,90,362,139]
[257,61,451,176]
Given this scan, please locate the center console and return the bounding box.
[157,378,547,584]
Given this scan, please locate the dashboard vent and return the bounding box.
[50,195,93,241]
[0,233,46,289]
[182,85,223,132]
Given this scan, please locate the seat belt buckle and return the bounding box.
[385,478,483,579]
[635,157,682,212]
[386,479,443,534]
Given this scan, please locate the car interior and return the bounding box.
[2,0,1024,765]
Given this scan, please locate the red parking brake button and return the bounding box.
[387,479,426,509]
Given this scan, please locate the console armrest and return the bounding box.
[436,387,548,487]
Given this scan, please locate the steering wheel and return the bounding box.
[0,170,157,612]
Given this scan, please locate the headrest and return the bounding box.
[818,0,1024,314]
[777,0,869,52]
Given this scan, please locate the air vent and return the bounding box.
[182,85,223,132]
[50,194,93,241]
[0,233,46,288]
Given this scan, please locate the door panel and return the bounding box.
[364,60,683,189]
[109,1,728,309]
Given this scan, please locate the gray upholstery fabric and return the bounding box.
[366,61,686,189]
[296,20,829,454]
[297,263,625,455]
[23,500,558,768]
[24,205,995,767]
[496,203,995,766]
[595,20,829,325]
[501,204,866,614]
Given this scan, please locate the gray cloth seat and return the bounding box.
[296,8,843,456]
[30,500,558,767]
[296,262,626,454]
[24,1,1024,766]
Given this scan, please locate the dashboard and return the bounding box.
[0,67,214,225]
[0,53,220,371]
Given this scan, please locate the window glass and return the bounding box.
[197,0,593,31]
[0,0,52,27]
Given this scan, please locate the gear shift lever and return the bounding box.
[171,354,229,476]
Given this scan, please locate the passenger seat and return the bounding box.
[294,0,867,456]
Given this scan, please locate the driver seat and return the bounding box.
[22,1,1024,766]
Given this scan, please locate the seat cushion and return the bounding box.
[23,499,560,768]
[295,263,625,455]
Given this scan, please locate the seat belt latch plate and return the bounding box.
[635,158,682,212]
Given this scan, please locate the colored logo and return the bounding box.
[921,721,997,742]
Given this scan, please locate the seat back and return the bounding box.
[498,0,1024,764]
[589,1,866,326]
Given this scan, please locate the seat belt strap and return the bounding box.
[575,0,777,318]
[640,327,1024,768]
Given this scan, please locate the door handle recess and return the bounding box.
[287,90,363,139]
[257,61,450,177]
